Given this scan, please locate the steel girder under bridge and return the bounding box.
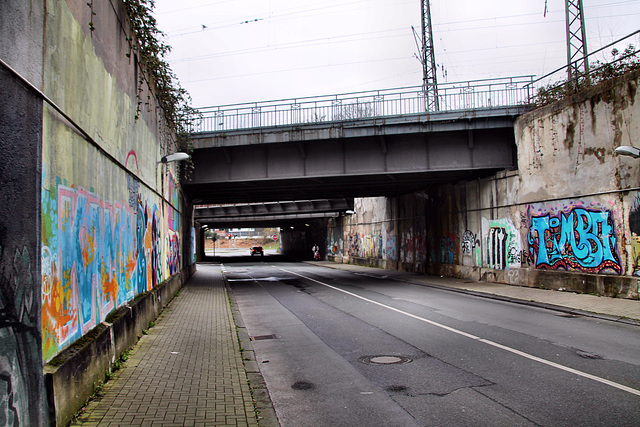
[195,199,354,228]
[186,108,523,205]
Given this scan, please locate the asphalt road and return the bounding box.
[224,259,640,427]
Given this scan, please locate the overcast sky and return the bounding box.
[153,0,640,107]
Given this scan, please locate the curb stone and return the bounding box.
[225,278,281,427]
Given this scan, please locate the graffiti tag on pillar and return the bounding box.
[484,218,521,270]
[528,208,621,274]
[489,227,507,269]
[386,235,397,261]
[628,193,640,275]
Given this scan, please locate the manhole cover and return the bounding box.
[250,334,277,341]
[359,355,412,365]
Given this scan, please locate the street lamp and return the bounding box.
[159,152,191,163]
[614,146,640,158]
[157,151,191,195]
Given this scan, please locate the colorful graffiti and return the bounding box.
[629,193,640,276]
[428,233,456,265]
[190,227,197,264]
[486,218,521,270]
[362,234,376,258]
[527,206,621,274]
[437,233,457,264]
[402,232,427,264]
[461,230,481,266]
[347,229,361,256]
[40,176,182,360]
[385,235,397,261]
[347,230,380,258]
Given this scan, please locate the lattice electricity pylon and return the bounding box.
[565,0,589,81]
[420,0,439,111]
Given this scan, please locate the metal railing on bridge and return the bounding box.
[192,76,534,133]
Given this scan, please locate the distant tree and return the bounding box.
[333,102,375,120]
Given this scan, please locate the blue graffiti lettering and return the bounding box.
[528,208,620,274]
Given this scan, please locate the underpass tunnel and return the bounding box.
[196,217,329,261]
[279,218,328,260]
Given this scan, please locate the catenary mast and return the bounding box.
[420,0,439,111]
[564,0,589,81]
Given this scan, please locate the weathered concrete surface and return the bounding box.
[0,0,45,87]
[188,127,517,204]
[0,55,48,427]
[516,69,640,203]
[332,70,640,299]
[0,2,48,425]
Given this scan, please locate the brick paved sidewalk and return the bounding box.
[72,265,259,426]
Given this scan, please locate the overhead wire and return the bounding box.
[163,0,411,38]
[154,0,640,103]
[164,5,638,67]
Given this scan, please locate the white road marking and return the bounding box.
[276,266,640,397]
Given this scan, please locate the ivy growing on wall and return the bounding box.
[123,0,199,175]
[87,1,96,33]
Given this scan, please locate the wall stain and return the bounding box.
[583,147,607,164]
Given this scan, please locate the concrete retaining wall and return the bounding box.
[1,0,196,424]
[0,2,48,422]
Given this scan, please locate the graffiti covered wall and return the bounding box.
[334,196,428,271]
[340,198,389,261]
[629,193,640,276]
[329,70,640,298]
[40,172,184,360]
[37,0,188,361]
[525,201,622,274]
[484,217,521,270]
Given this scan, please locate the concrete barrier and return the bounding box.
[429,263,639,300]
[44,265,194,426]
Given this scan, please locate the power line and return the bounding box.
[162,0,407,38]
[168,27,412,64]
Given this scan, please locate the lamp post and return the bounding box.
[157,152,191,193]
[614,146,640,159]
[159,152,191,164]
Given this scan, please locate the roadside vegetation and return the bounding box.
[534,44,640,107]
[121,0,200,177]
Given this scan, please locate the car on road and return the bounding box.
[250,246,264,256]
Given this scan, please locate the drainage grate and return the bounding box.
[359,355,412,365]
[250,334,277,341]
